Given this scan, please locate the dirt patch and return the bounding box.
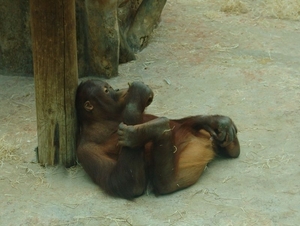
[1,0,299,225]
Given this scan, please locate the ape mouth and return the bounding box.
[113,87,129,102]
[116,91,128,104]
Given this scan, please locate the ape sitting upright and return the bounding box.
[75,80,240,199]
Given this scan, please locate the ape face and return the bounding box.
[75,80,153,123]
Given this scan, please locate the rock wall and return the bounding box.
[0,0,32,76]
[0,0,166,77]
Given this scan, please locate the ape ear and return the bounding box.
[84,101,93,111]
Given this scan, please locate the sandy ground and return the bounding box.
[1,0,300,225]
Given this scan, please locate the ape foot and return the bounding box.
[118,123,142,148]
[221,137,240,158]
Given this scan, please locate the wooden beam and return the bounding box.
[30,0,78,167]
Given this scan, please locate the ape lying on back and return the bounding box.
[75,80,240,199]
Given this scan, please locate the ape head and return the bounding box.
[75,80,154,124]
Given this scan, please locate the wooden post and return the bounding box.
[30,0,78,167]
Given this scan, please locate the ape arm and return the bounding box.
[108,146,146,198]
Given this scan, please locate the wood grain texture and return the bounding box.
[30,0,78,166]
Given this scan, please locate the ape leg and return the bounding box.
[118,118,216,195]
[119,117,179,195]
[144,118,177,194]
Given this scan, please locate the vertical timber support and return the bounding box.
[30,0,78,167]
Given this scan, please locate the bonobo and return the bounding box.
[75,80,240,199]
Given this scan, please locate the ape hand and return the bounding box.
[206,116,238,147]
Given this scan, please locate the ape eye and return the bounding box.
[104,88,109,93]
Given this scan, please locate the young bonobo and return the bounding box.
[75,80,240,199]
